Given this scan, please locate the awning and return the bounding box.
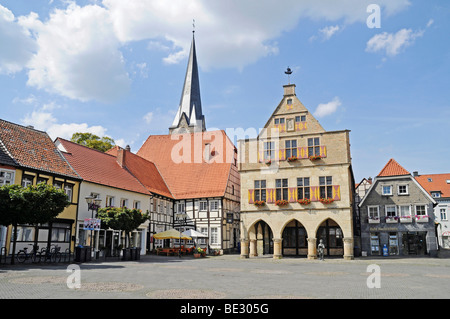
[153,228,192,240]
[182,229,208,238]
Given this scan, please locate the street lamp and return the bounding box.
[85,195,102,258]
[175,212,187,258]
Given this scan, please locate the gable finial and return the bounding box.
[285,66,292,84]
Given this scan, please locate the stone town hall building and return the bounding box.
[238,83,355,259]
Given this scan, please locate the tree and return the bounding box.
[0,183,70,264]
[97,207,149,248]
[70,132,115,152]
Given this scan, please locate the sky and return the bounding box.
[0,0,449,183]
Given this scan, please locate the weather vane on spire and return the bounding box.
[192,19,195,34]
[285,66,292,84]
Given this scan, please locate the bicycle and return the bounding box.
[41,244,62,263]
[16,244,41,263]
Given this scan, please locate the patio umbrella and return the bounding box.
[153,228,192,240]
[182,229,208,238]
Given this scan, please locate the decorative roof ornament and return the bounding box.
[285,67,292,84]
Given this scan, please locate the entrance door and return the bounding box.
[402,232,427,255]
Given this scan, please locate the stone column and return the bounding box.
[307,238,317,259]
[249,239,258,257]
[273,238,282,259]
[240,239,249,259]
[343,237,354,260]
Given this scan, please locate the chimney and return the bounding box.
[117,147,125,168]
[413,171,419,177]
[125,145,131,152]
[368,177,372,183]
[283,84,296,96]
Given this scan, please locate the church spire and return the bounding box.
[169,32,206,134]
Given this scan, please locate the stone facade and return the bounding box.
[359,170,438,257]
[238,84,355,259]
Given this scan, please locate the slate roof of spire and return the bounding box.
[170,34,205,132]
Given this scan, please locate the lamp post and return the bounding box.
[175,212,187,258]
[85,195,102,258]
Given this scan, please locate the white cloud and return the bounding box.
[314,97,342,118]
[366,28,424,57]
[143,111,153,124]
[20,3,130,103]
[21,108,108,140]
[318,25,340,40]
[0,5,36,74]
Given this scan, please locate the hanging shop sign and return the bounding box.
[83,218,101,231]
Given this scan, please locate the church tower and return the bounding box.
[169,33,206,134]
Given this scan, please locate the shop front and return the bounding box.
[366,227,429,256]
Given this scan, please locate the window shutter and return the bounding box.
[288,187,297,202]
[266,189,275,203]
[310,186,319,201]
[332,185,340,201]
[248,189,254,204]
[298,147,308,159]
[320,146,327,158]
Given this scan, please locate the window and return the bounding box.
[210,227,218,245]
[431,192,441,198]
[177,202,185,213]
[22,175,34,187]
[285,140,297,158]
[440,208,447,221]
[295,115,306,122]
[385,205,397,218]
[297,177,310,200]
[210,200,219,211]
[0,169,14,185]
[133,200,141,210]
[415,205,427,216]
[287,99,292,105]
[307,137,320,157]
[199,201,208,211]
[263,141,275,160]
[120,198,128,208]
[106,196,115,207]
[37,177,48,185]
[254,180,266,202]
[399,205,411,217]
[64,184,74,202]
[200,227,208,244]
[319,176,333,199]
[368,206,379,220]
[275,179,288,201]
[274,118,285,125]
[53,180,63,189]
[382,185,392,196]
[398,184,409,195]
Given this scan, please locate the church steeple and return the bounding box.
[169,33,206,134]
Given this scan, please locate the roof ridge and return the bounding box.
[377,158,410,177]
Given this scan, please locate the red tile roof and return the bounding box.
[377,158,410,177]
[0,119,80,179]
[415,173,450,198]
[106,146,173,199]
[137,130,236,199]
[56,138,149,195]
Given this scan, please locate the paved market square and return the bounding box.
[1,254,450,299]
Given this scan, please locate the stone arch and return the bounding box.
[280,218,309,257]
[314,218,345,257]
[243,218,275,257]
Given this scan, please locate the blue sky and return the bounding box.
[0,0,449,182]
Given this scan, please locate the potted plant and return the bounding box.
[275,199,289,206]
[297,198,311,205]
[309,155,322,161]
[193,247,203,258]
[287,156,298,162]
[254,200,266,207]
[319,197,334,204]
[265,160,272,165]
